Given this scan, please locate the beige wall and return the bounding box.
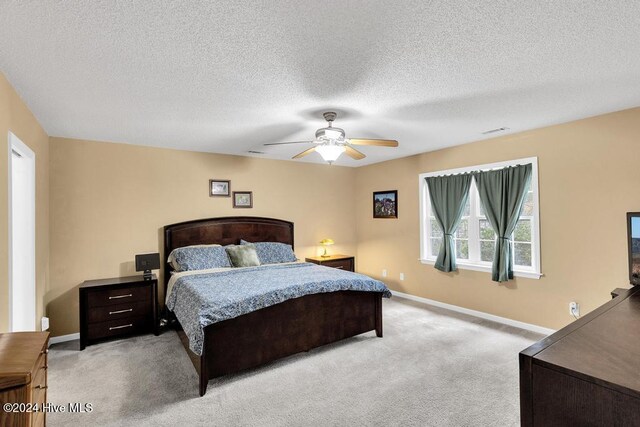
[0,73,50,332]
[6,63,637,336]
[355,107,640,330]
[48,137,357,336]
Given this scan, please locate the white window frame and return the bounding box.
[419,157,542,279]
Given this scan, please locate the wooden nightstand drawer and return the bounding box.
[305,255,355,272]
[87,285,151,308]
[87,316,153,341]
[86,300,151,323]
[321,259,353,271]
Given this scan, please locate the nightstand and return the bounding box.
[305,254,355,272]
[79,275,158,350]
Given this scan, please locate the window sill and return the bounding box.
[419,259,542,279]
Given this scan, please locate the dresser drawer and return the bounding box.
[31,352,47,389]
[80,276,158,349]
[321,259,354,271]
[87,316,152,341]
[32,410,45,427]
[31,381,46,406]
[86,299,151,324]
[31,350,47,408]
[87,285,151,308]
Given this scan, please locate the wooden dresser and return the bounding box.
[305,254,355,272]
[79,275,158,350]
[520,285,640,426]
[0,332,50,427]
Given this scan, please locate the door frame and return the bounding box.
[8,131,36,332]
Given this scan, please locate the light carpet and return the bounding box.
[47,297,543,426]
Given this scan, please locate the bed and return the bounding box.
[163,216,389,396]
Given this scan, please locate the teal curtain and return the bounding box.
[426,174,472,272]
[474,164,532,282]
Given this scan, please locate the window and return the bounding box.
[419,157,541,279]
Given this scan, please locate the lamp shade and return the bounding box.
[320,239,335,246]
[315,144,345,163]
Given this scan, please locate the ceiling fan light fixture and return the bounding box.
[268,111,398,163]
[324,128,343,140]
[315,144,345,164]
[315,127,345,141]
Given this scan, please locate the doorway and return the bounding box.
[8,131,36,331]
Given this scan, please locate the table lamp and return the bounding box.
[319,239,334,258]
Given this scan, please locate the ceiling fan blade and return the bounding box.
[344,145,366,160]
[264,141,314,146]
[292,146,317,159]
[349,138,399,147]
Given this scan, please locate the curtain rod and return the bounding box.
[425,163,530,179]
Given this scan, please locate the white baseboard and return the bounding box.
[391,290,556,336]
[49,333,80,345]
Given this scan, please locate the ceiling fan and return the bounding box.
[264,112,399,164]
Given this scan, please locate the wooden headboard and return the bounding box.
[163,216,294,294]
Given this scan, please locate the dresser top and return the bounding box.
[532,286,640,398]
[80,274,157,288]
[0,332,49,388]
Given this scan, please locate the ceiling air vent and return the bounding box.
[481,127,509,135]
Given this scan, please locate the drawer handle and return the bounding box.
[109,294,133,300]
[109,324,133,331]
[34,385,48,390]
[109,308,133,315]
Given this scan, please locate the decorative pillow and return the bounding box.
[169,245,231,271]
[225,244,261,268]
[240,240,297,264]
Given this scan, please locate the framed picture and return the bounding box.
[233,191,253,208]
[210,179,230,197]
[373,190,398,219]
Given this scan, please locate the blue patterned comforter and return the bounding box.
[166,262,392,355]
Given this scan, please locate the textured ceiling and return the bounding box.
[1,1,639,166]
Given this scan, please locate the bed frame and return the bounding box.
[163,216,383,396]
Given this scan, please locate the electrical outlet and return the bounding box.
[382,269,387,278]
[569,302,579,317]
[41,316,49,331]
[400,273,405,281]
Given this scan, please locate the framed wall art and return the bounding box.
[210,179,230,197]
[373,190,398,219]
[233,191,253,208]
